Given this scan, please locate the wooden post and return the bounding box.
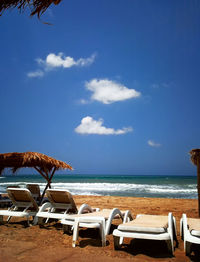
[190,149,200,217]
[39,167,56,205]
[197,160,200,217]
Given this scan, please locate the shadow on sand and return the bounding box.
[115,239,174,259]
[188,244,200,262]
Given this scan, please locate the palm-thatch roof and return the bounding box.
[190,149,200,166]
[0,0,62,18]
[0,152,72,175]
[0,152,73,203]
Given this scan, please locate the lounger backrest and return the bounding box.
[46,189,78,212]
[26,184,41,199]
[7,188,39,211]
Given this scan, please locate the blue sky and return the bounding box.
[0,0,200,175]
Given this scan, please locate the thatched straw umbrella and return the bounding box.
[0,152,72,203]
[0,0,62,18]
[190,149,200,217]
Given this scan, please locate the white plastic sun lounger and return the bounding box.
[36,189,98,224]
[61,208,131,247]
[180,213,200,255]
[26,184,41,202]
[0,188,39,226]
[113,213,177,255]
[26,183,48,205]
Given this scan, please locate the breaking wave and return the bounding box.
[0,181,197,199]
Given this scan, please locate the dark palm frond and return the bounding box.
[0,0,62,18]
[190,149,200,166]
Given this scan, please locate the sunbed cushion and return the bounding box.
[118,215,168,233]
[65,209,113,220]
[187,218,200,237]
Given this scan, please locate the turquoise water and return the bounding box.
[0,174,197,199]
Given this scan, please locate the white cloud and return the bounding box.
[75,116,133,135]
[46,53,75,68]
[27,53,96,77]
[27,70,44,78]
[85,79,141,104]
[148,140,161,147]
[44,53,96,69]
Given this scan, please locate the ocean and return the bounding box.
[0,174,197,199]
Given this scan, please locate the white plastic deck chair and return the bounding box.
[26,184,41,202]
[61,208,130,247]
[113,212,177,255]
[36,189,97,225]
[180,213,200,256]
[0,188,39,226]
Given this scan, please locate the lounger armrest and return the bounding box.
[110,208,123,220]
[182,213,189,237]
[173,216,177,240]
[123,210,133,223]
[168,213,173,232]
[78,203,93,214]
[180,217,183,238]
[105,208,123,235]
[37,202,52,213]
[167,212,176,251]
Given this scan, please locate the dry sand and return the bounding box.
[0,195,199,262]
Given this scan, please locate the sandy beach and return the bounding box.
[0,195,199,262]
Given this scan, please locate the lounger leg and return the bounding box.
[72,219,79,247]
[7,216,12,223]
[0,215,3,223]
[99,220,106,247]
[119,236,124,245]
[166,240,173,255]
[33,216,38,225]
[180,218,183,240]
[185,241,191,256]
[45,218,50,223]
[113,235,121,250]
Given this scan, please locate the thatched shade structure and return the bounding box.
[190,149,200,217]
[0,0,62,18]
[0,152,72,203]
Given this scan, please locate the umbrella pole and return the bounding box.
[197,160,200,217]
[39,167,56,205]
[40,182,50,205]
